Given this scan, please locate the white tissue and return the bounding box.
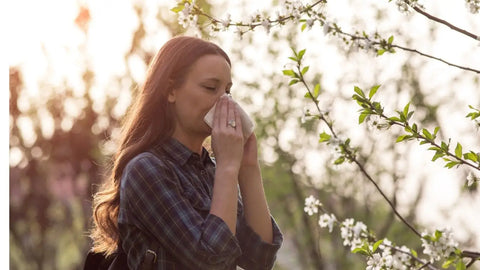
[204,95,255,140]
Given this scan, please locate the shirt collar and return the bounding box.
[154,138,214,167]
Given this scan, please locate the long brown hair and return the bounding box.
[90,36,231,255]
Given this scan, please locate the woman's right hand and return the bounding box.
[211,95,244,173]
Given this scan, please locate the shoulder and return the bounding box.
[125,151,165,171]
[121,151,176,188]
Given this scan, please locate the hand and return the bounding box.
[211,95,244,172]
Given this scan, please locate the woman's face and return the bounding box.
[168,54,232,138]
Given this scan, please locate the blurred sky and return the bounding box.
[5,0,480,266]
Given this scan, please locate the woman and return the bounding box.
[90,36,283,269]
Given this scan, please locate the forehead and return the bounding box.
[187,54,231,80]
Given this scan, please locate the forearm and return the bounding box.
[210,167,239,234]
[238,164,273,243]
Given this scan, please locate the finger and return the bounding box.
[214,96,227,129]
[234,103,243,135]
[227,97,236,128]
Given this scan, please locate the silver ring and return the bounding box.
[228,120,236,128]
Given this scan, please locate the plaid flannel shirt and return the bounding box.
[118,138,283,270]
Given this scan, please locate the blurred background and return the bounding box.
[8,0,480,269]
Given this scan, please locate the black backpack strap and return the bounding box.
[140,248,157,270]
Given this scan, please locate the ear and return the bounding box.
[167,79,176,103]
[167,88,176,103]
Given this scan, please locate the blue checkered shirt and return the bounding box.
[118,138,283,269]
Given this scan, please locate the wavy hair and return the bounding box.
[90,36,231,255]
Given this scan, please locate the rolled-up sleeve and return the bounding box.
[236,215,283,270]
[120,153,242,269]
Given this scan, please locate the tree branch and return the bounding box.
[295,63,423,238]
[189,1,480,74]
[412,6,479,41]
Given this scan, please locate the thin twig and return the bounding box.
[412,6,479,41]
[350,157,422,238]
[337,30,480,74]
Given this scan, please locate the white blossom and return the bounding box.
[323,21,330,35]
[366,252,394,270]
[467,171,478,187]
[366,253,383,270]
[380,238,392,255]
[392,245,411,269]
[304,195,321,215]
[353,221,367,238]
[395,0,409,12]
[421,228,458,263]
[318,213,337,232]
[466,0,480,13]
[177,3,199,29]
[340,218,369,248]
[220,14,231,29]
[233,26,244,39]
[261,20,271,33]
[306,19,314,29]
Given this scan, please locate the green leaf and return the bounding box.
[282,69,295,76]
[456,259,466,270]
[319,132,331,143]
[354,86,365,98]
[442,258,455,268]
[455,143,463,159]
[289,79,299,85]
[422,234,434,241]
[411,249,418,258]
[377,49,386,56]
[433,127,440,137]
[334,156,345,165]
[406,111,414,121]
[434,230,443,241]
[170,4,185,13]
[301,66,309,75]
[369,85,380,99]
[422,129,433,140]
[445,161,460,169]
[352,247,369,256]
[396,135,412,143]
[464,151,478,162]
[313,83,321,98]
[441,141,449,152]
[373,102,383,111]
[301,23,307,31]
[403,102,411,119]
[298,49,306,60]
[372,239,383,253]
[388,35,394,44]
[432,151,444,161]
[412,123,418,133]
[359,112,369,124]
[388,116,401,122]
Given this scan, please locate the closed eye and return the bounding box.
[203,86,216,91]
